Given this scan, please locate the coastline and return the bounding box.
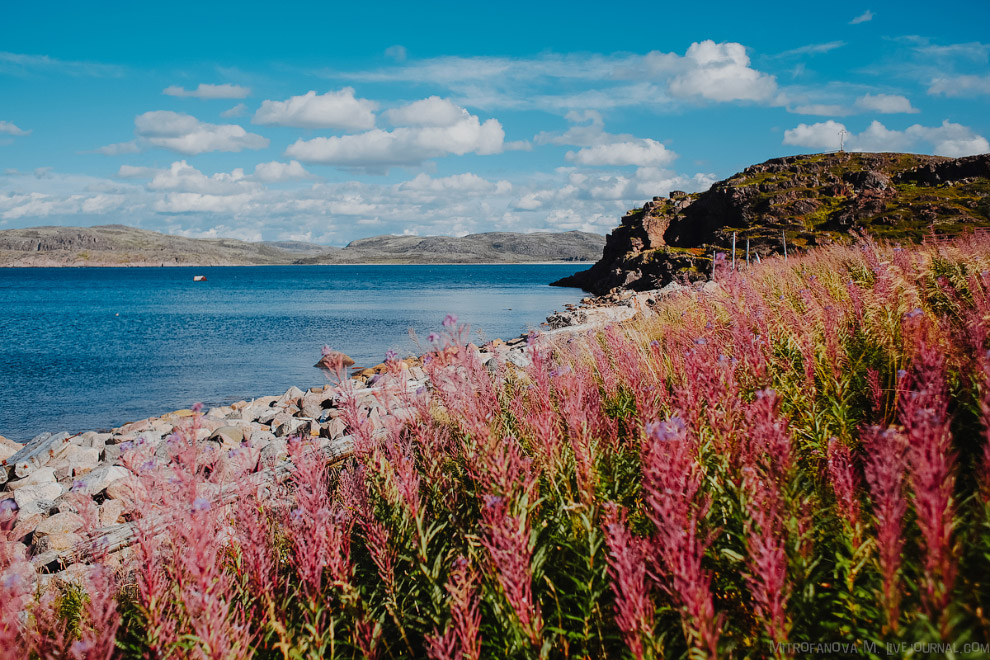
[0,284,684,583]
[0,261,597,268]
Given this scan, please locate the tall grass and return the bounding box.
[5,233,990,658]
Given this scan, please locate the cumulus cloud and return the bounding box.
[398,172,508,194]
[284,101,504,171]
[253,88,377,130]
[855,93,918,113]
[790,104,849,116]
[251,160,312,183]
[0,121,30,136]
[133,111,269,155]
[163,83,250,99]
[385,96,467,127]
[566,140,675,167]
[147,160,257,195]
[850,10,874,24]
[657,41,780,103]
[783,119,989,157]
[928,75,990,97]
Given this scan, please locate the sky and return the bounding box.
[1,0,988,245]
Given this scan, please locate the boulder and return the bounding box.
[259,438,288,464]
[99,499,124,527]
[0,435,24,463]
[34,512,85,536]
[314,351,355,371]
[49,445,100,480]
[74,464,130,496]
[9,513,43,542]
[7,432,72,478]
[208,426,245,451]
[105,475,148,507]
[13,482,63,510]
[6,467,57,491]
[74,432,111,451]
[35,532,82,554]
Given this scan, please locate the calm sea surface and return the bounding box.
[0,265,585,441]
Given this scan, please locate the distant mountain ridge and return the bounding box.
[0,224,605,267]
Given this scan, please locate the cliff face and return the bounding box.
[553,152,990,294]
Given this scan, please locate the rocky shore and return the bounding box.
[1,285,698,588]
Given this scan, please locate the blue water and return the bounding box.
[0,265,585,441]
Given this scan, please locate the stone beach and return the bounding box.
[0,283,708,589]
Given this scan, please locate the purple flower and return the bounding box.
[416,386,427,396]
[191,497,211,512]
[694,337,707,345]
[71,480,86,492]
[0,499,18,514]
[897,369,908,380]
[192,402,204,413]
[650,339,661,349]
[141,460,155,472]
[385,349,398,362]
[482,494,504,508]
[71,641,93,655]
[322,344,333,356]
[119,441,134,452]
[904,308,924,320]
[427,332,440,343]
[442,314,458,328]
[646,416,687,442]
[3,573,23,590]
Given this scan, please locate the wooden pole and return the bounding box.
[746,236,750,266]
[711,250,717,280]
[782,230,788,261]
[732,232,737,270]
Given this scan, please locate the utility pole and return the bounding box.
[711,251,717,281]
[838,128,849,152]
[732,232,736,270]
[746,236,750,266]
[782,229,788,261]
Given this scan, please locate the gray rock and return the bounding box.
[259,438,288,464]
[103,445,123,463]
[6,467,57,491]
[277,386,305,406]
[7,432,72,478]
[74,464,129,496]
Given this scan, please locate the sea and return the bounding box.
[0,264,586,442]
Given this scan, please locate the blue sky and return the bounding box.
[1,0,988,244]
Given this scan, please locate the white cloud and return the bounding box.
[147,160,257,195]
[665,41,779,103]
[855,93,918,113]
[790,104,849,116]
[385,45,407,62]
[398,172,506,194]
[850,10,874,24]
[775,41,846,58]
[221,103,248,118]
[0,51,124,77]
[253,88,377,130]
[116,165,158,178]
[783,119,989,157]
[95,140,141,155]
[0,121,30,136]
[284,102,504,170]
[928,75,990,97]
[566,140,675,167]
[134,111,269,155]
[385,96,466,127]
[163,83,250,99]
[251,160,312,183]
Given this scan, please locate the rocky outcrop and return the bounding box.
[554,152,990,294]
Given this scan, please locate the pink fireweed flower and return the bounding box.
[479,494,542,645]
[426,557,482,660]
[742,474,791,647]
[827,438,863,546]
[899,344,957,630]
[603,504,655,660]
[862,425,908,633]
[641,417,721,657]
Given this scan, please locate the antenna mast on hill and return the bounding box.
[838,129,849,152]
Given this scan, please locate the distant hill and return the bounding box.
[0,224,605,267]
[554,152,990,294]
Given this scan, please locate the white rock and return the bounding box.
[13,482,63,509]
[75,464,130,496]
[34,512,85,536]
[6,467,57,491]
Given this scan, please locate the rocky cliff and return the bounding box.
[553,152,990,294]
